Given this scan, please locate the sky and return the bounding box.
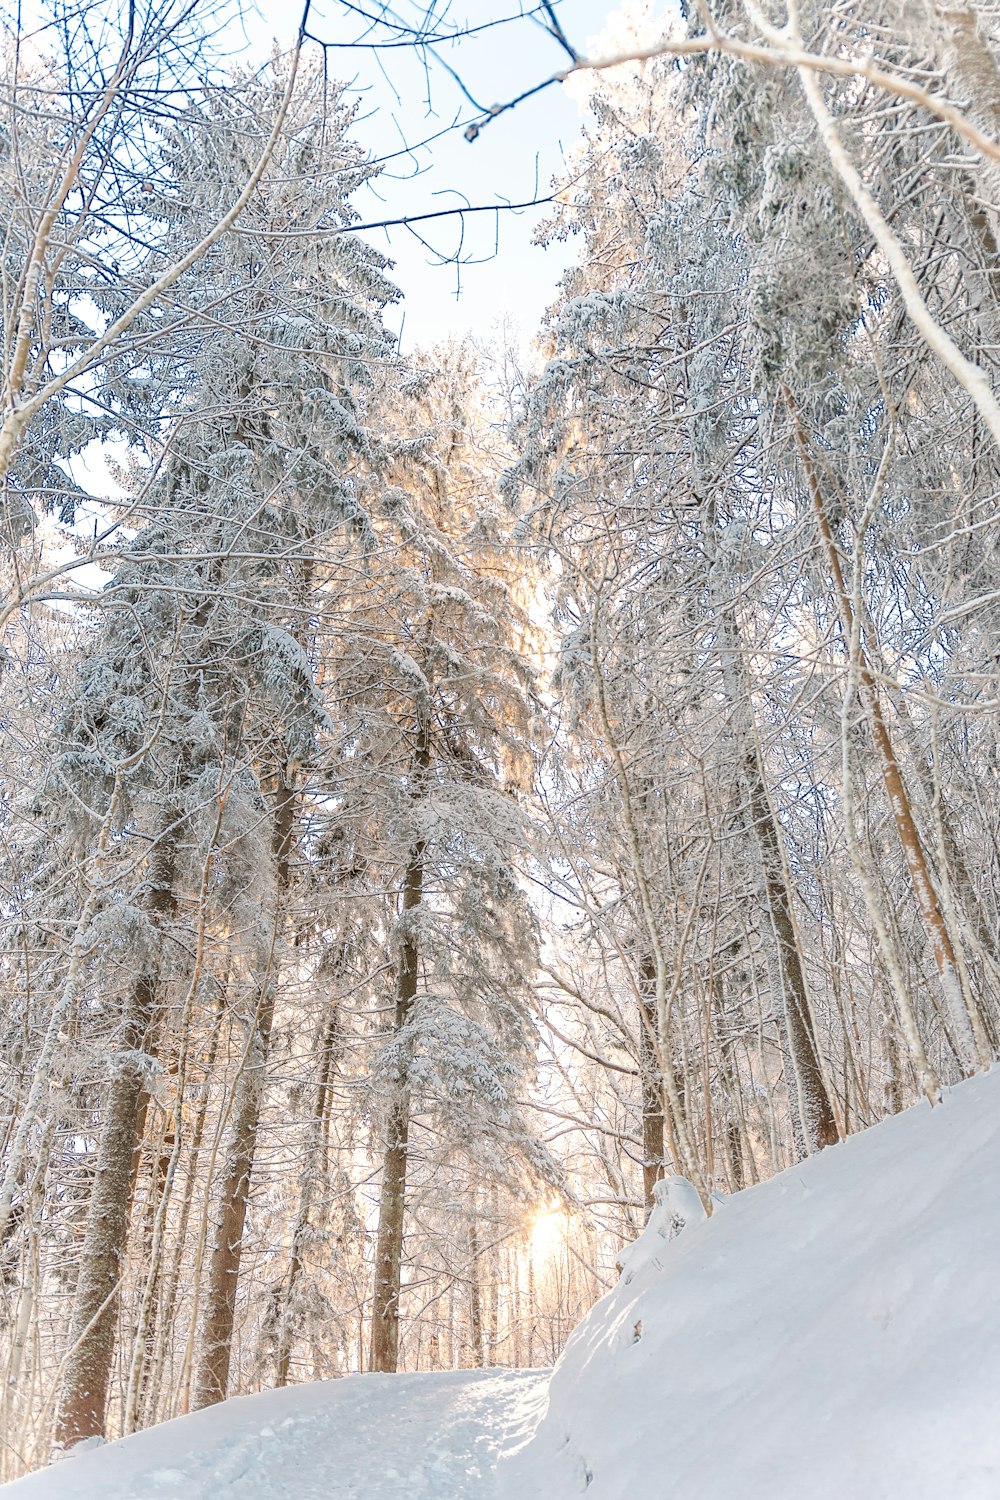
[10,0,653,348]
[12,0,642,541]
[233,1,622,351]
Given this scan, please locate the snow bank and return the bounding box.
[7,1071,999,1500]
[3,1369,546,1500]
[499,1068,1000,1499]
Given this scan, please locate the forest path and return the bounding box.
[3,1368,551,1500]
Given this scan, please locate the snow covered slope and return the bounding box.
[500,1067,1000,1500]
[2,1369,546,1500]
[7,1069,999,1499]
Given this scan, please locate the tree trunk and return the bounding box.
[714,592,840,1153]
[368,830,427,1372]
[787,392,983,1073]
[709,968,749,1191]
[192,778,295,1408]
[148,1014,223,1425]
[54,834,177,1450]
[744,745,841,1151]
[369,706,432,1373]
[467,1213,484,1367]
[636,954,666,1214]
[275,1000,340,1388]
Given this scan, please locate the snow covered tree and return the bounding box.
[0,0,312,518]
[504,0,1000,1207]
[506,58,844,1183]
[309,347,550,1373]
[26,57,399,1446]
[5,4,1000,1476]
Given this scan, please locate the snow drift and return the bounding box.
[500,1067,1000,1499]
[6,1069,1000,1498]
[1,1369,546,1500]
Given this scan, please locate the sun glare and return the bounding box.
[529,1203,566,1264]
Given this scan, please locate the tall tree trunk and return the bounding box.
[708,966,749,1191]
[274,999,340,1388]
[743,744,841,1151]
[467,1213,484,1368]
[368,837,427,1372]
[714,592,840,1153]
[369,720,431,1374]
[147,1014,223,1425]
[786,391,984,1073]
[192,778,296,1408]
[487,1185,500,1362]
[636,954,665,1214]
[589,618,706,1205]
[54,834,178,1450]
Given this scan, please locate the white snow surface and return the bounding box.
[3,1370,547,1500]
[502,1066,1000,1499]
[7,1067,1000,1499]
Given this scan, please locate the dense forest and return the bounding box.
[1,0,999,1479]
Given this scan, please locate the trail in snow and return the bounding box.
[3,1369,548,1500]
[10,1068,1000,1500]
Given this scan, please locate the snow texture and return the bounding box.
[8,1067,1000,1499]
[3,1371,546,1500]
[501,1066,1000,1499]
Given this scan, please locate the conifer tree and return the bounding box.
[44,60,397,1443]
[317,348,549,1372]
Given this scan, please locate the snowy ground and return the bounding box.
[8,1068,1000,1499]
[502,1066,1000,1500]
[2,1369,547,1500]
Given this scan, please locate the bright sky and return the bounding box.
[236,1,620,351]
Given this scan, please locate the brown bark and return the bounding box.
[192,779,296,1409]
[368,839,426,1372]
[786,392,982,1071]
[467,1215,484,1367]
[54,835,178,1450]
[718,1045,747,1192]
[883,1009,905,1115]
[636,955,666,1214]
[369,722,431,1374]
[744,745,841,1151]
[274,1001,339,1388]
